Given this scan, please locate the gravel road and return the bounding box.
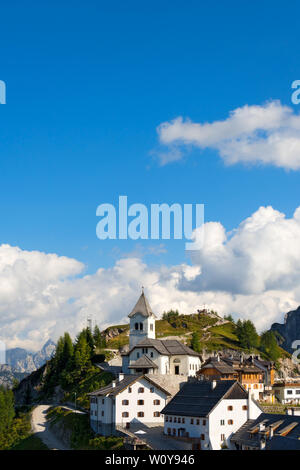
[31,405,70,450]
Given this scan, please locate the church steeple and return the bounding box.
[128,289,156,348]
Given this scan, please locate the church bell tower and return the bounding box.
[128,288,156,349]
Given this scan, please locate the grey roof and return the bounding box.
[88,373,171,397]
[266,435,300,450]
[231,413,300,449]
[128,291,156,318]
[161,380,247,418]
[128,354,158,369]
[96,362,122,376]
[88,374,139,397]
[123,338,200,357]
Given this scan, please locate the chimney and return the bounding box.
[268,426,274,440]
[211,380,217,390]
[118,373,124,382]
[259,436,266,450]
[112,380,117,388]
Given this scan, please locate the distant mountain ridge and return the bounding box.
[271,306,300,354]
[5,339,56,373]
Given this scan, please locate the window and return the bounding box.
[174,417,177,423]
[102,399,105,404]
[203,420,206,426]
[201,434,205,440]
[122,400,129,405]
[221,434,225,441]
[182,418,185,423]
[137,400,144,405]
[138,387,144,393]
[220,420,225,426]
[190,418,194,424]
[166,416,169,422]
[153,399,160,405]
[287,390,293,395]
[150,387,154,393]
[142,348,148,354]
[242,405,248,410]
[296,390,300,395]
[150,352,154,358]
[135,322,139,330]
[153,412,160,417]
[169,417,172,422]
[228,420,233,425]
[150,324,153,331]
[172,429,176,435]
[128,387,132,393]
[167,428,171,435]
[101,411,104,416]
[196,419,200,425]
[227,406,233,411]
[139,323,143,331]
[122,412,129,418]
[137,412,144,418]
[178,417,181,423]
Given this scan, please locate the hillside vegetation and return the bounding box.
[104,310,289,362]
[47,406,123,450]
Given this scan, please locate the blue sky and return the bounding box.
[0,1,299,273]
[2,2,300,348]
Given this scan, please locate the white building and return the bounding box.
[122,290,201,376]
[161,379,262,450]
[273,382,300,404]
[89,372,187,436]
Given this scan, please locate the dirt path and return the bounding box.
[31,405,70,450]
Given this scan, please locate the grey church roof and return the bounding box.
[128,354,158,369]
[122,337,200,357]
[161,380,248,417]
[128,291,157,318]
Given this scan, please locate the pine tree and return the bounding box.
[191,332,201,353]
[260,331,280,361]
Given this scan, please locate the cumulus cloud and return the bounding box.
[1,206,300,350]
[157,101,300,169]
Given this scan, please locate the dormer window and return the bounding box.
[139,323,143,331]
[135,322,139,330]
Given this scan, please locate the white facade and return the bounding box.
[123,345,201,376]
[163,394,261,450]
[274,384,300,404]
[90,375,169,436]
[242,382,264,401]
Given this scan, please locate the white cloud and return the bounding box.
[157,101,300,169]
[1,206,300,350]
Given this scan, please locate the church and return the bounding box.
[121,290,201,376]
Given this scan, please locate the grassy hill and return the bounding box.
[103,311,289,361]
